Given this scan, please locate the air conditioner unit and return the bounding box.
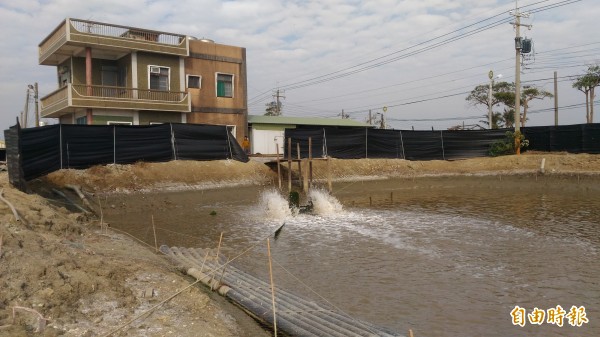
[150,66,161,74]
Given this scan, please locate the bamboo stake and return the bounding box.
[308,137,313,187]
[0,189,20,222]
[151,215,158,253]
[296,142,302,181]
[276,144,282,190]
[0,235,3,259]
[215,232,224,261]
[218,255,230,286]
[327,156,332,193]
[267,238,278,337]
[200,250,209,274]
[287,138,292,192]
[213,232,224,290]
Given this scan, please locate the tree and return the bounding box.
[572,65,600,123]
[520,86,553,127]
[467,82,552,128]
[264,101,283,116]
[466,81,514,128]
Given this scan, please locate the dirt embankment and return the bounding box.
[0,172,268,337]
[42,152,600,193]
[1,152,599,336]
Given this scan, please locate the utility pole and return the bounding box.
[273,89,285,116]
[34,82,39,128]
[368,110,372,125]
[488,70,494,129]
[554,71,558,126]
[341,109,345,119]
[510,0,531,133]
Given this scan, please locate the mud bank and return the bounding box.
[2,153,599,336]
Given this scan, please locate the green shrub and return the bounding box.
[489,131,529,156]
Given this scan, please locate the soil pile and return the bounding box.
[0,172,267,337]
[42,153,600,193]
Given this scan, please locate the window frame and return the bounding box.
[186,74,202,89]
[215,72,234,98]
[148,65,170,91]
[107,121,133,125]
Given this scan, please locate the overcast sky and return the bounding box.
[1,0,598,134]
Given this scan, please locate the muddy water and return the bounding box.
[103,175,600,337]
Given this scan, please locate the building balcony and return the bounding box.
[39,18,188,66]
[40,84,190,118]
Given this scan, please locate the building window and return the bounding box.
[187,75,201,89]
[216,73,233,98]
[149,66,170,91]
[76,116,87,125]
[107,121,133,125]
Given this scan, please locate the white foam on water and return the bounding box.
[256,189,292,220]
[308,189,344,216]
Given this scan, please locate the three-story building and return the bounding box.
[38,18,247,139]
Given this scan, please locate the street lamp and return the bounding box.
[487,71,502,129]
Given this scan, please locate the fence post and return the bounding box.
[365,128,368,159]
[440,130,446,160]
[113,125,116,164]
[59,124,63,169]
[170,123,177,160]
[399,130,406,159]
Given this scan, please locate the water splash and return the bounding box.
[258,189,292,220]
[309,189,343,216]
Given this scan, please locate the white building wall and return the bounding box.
[251,129,285,155]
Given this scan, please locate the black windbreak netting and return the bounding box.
[402,131,445,160]
[21,125,61,180]
[581,124,600,154]
[524,124,600,154]
[442,129,507,159]
[173,124,230,161]
[172,124,248,162]
[61,125,115,168]
[367,129,404,159]
[114,124,173,164]
[325,128,368,159]
[283,128,325,158]
[10,123,248,181]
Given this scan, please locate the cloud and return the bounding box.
[0,0,598,133]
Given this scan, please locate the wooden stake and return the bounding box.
[287,138,292,192]
[296,142,302,181]
[276,144,282,190]
[200,250,209,274]
[409,329,414,337]
[308,137,313,187]
[267,238,278,337]
[151,215,158,253]
[327,156,332,193]
[302,159,309,193]
[369,196,372,206]
[216,232,224,261]
[0,235,3,259]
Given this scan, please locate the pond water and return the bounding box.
[103,175,600,336]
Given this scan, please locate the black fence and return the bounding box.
[4,123,248,185]
[284,123,600,160]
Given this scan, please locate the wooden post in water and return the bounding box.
[267,238,278,337]
[296,142,302,181]
[302,159,309,193]
[287,138,292,192]
[276,145,282,190]
[308,137,313,188]
[327,156,332,193]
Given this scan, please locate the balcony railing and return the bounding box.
[71,84,188,102]
[69,19,185,46]
[39,18,188,64]
[41,84,190,118]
